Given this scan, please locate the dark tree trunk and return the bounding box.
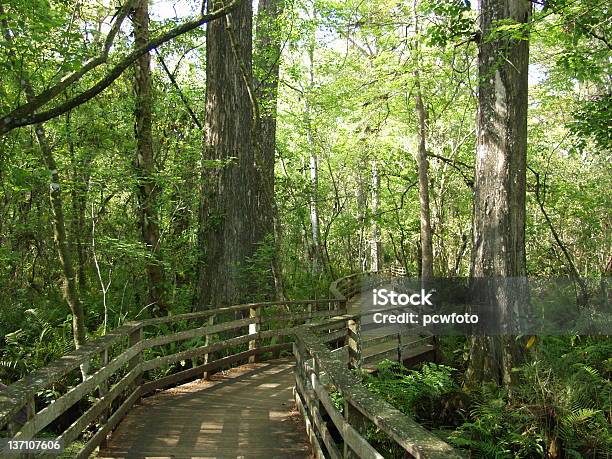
[133,0,166,314]
[466,0,531,387]
[197,0,258,308]
[254,0,285,300]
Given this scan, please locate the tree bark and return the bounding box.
[466,0,531,387]
[133,0,166,315]
[254,0,285,301]
[413,0,434,282]
[305,41,324,275]
[197,0,257,308]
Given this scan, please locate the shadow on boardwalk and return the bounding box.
[100,359,313,459]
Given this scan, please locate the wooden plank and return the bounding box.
[76,386,142,459]
[141,316,255,348]
[305,365,382,459]
[347,318,361,369]
[363,347,398,365]
[318,328,347,344]
[345,399,369,459]
[295,328,461,459]
[101,359,311,459]
[362,333,396,347]
[294,386,327,459]
[141,299,344,327]
[58,364,142,446]
[311,318,348,332]
[0,322,141,429]
[141,329,292,372]
[13,343,142,440]
[295,372,342,459]
[249,306,261,363]
[271,308,342,324]
[140,343,291,395]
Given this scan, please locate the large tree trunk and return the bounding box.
[254,0,285,301]
[133,0,166,314]
[466,0,531,387]
[197,0,257,308]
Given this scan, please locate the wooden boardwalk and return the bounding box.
[100,359,312,459]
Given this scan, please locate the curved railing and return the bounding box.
[293,270,459,458]
[0,299,345,458]
[0,269,457,458]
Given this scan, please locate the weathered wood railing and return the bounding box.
[292,270,459,458]
[329,270,436,369]
[0,299,345,458]
[293,327,460,459]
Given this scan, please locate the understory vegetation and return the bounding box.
[363,337,611,458]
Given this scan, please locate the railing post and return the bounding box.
[128,325,143,399]
[248,306,261,363]
[344,400,367,458]
[397,333,402,363]
[347,317,361,369]
[203,315,215,379]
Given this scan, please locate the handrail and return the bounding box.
[0,269,454,459]
[294,269,459,458]
[0,298,345,458]
[294,326,461,458]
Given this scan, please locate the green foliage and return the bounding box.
[363,360,458,423]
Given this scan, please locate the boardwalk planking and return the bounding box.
[99,359,312,459]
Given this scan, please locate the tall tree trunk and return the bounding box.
[466,0,531,387]
[66,111,88,292]
[305,42,323,275]
[254,0,285,301]
[197,0,257,308]
[133,0,166,314]
[356,164,367,271]
[413,0,434,281]
[370,160,382,271]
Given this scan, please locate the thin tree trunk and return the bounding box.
[531,168,588,305]
[66,111,88,292]
[356,165,367,271]
[370,160,382,271]
[0,6,87,357]
[466,0,531,387]
[413,0,434,281]
[305,41,323,274]
[133,0,166,314]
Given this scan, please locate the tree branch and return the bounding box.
[154,48,202,129]
[0,0,241,135]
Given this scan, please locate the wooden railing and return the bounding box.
[293,328,460,459]
[293,270,460,458]
[0,269,457,459]
[0,299,345,458]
